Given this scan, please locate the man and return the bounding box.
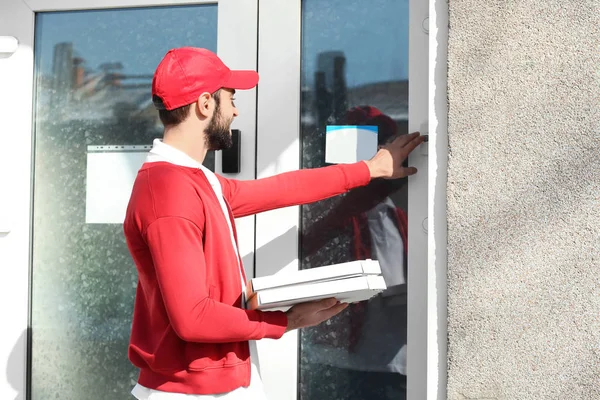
[123,47,425,399]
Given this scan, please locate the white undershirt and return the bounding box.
[365,197,406,289]
[132,139,266,400]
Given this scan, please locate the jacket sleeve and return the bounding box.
[219,161,371,218]
[145,216,288,343]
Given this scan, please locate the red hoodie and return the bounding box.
[123,160,371,395]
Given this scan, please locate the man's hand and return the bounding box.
[285,298,348,332]
[364,132,426,179]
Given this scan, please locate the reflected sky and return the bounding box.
[35,1,408,88]
[302,0,409,86]
[35,5,218,77]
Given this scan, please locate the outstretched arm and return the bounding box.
[219,161,371,218]
[220,132,425,218]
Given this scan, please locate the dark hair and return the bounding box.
[156,89,222,127]
[212,89,222,104]
[158,103,192,127]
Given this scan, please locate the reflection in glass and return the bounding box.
[299,0,409,399]
[31,6,217,399]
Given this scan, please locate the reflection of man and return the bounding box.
[303,106,409,400]
[123,48,424,399]
[344,106,408,296]
[344,106,408,398]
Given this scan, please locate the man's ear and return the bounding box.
[196,92,212,118]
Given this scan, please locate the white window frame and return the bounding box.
[427,0,449,399]
[0,1,258,398]
[253,0,448,399]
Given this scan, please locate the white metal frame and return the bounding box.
[254,0,446,399]
[254,2,301,399]
[407,0,430,396]
[0,1,258,398]
[428,0,449,398]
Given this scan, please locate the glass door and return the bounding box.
[255,0,428,399]
[0,1,258,399]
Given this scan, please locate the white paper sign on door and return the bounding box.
[325,125,378,164]
[85,145,150,224]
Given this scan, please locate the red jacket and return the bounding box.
[123,160,371,395]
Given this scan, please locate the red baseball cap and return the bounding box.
[152,47,259,110]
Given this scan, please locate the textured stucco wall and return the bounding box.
[447,1,600,399]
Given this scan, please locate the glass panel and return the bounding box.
[299,0,409,399]
[31,6,217,399]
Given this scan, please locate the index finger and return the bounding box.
[313,297,338,310]
[389,131,420,147]
[400,134,427,155]
[316,301,349,320]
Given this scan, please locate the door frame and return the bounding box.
[253,0,448,399]
[0,1,258,398]
[0,0,449,398]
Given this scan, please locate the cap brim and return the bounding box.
[223,70,259,90]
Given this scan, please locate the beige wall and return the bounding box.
[446,0,600,398]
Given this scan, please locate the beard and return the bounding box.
[205,102,233,151]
